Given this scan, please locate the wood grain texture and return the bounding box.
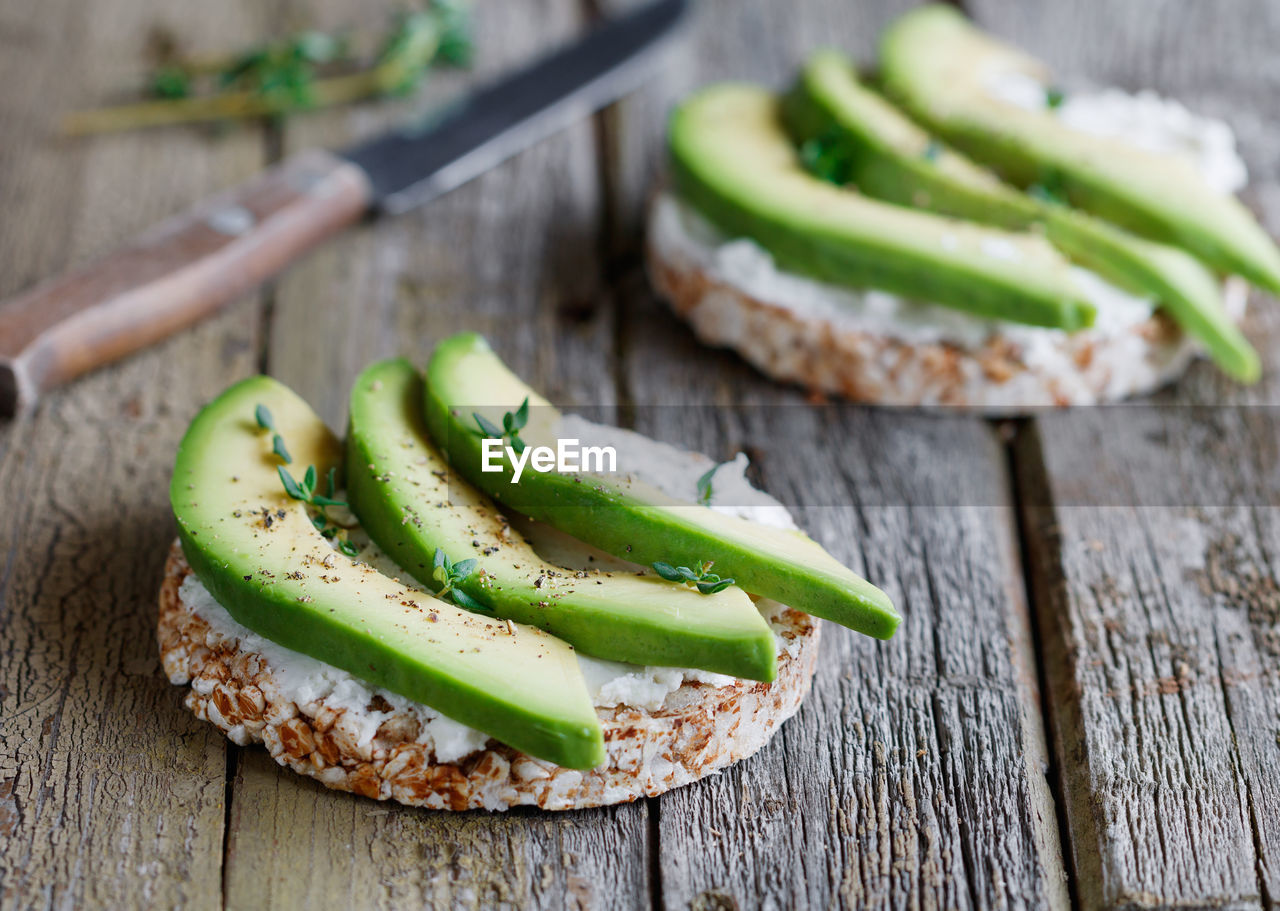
[644,399,1068,911]
[226,750,648,911]
[221,3,643,909]
[598,0,1069,907]
[967,1,1280,907]
[0,0,270,908]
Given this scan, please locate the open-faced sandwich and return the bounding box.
[648,5,1280,409]
[160,333,897,810]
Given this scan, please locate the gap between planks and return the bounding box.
[1002,417,1083,911]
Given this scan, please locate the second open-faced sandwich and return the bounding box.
[648,5,1278,410]
[160,333,897,810]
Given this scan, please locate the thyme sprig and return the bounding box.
[313,517,361,558]
[432,548,488,611]
[62,1,472,135]
[253,404,293,464]
[473,397,530,455]
[255,401,357,556]
[696,463,719,505]
[798,128,856,186]
[278,464,347,509]
[652,560,736,595]
[1028,169,1070,207]
[282,466,359,554]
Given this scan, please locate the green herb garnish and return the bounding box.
[1028,169,1070,207]
[432,548,488,611]
[375,7,465,95]
[695,464,719,505]
[473,397,530,455]
[62,1,473,135]
[1045,86,1066,109]
[254,403,291,463]
[151,66,192,100]
[277,464,347,509]
[258,413,355,552]
[652,560,736,595]
[798,129,855,186]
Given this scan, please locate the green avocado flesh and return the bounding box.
[783,50,1260,383]
[346,359,778,680]
[669,82,1096,331]
[423,333,901,640]
[171,375,604,769]
[880,5,1280,296]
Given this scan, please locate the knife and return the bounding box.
[0,0,688,416]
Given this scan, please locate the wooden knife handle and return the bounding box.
[0,149,372,416]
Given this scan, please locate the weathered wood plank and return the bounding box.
[0,0,270,908]
[228,749,647,910]
[223,2,644,908]
[599,0,1070,906]
[1017,447,1280,911]
[644,402,1068,911]
[968,1,1280,907]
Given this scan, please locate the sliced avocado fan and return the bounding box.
[171,374,604,769]
[782,49,1259,383]
[880,5,1280,296]
[422,333,901,640]
[669,82,1096,330]
[346,358,778,681]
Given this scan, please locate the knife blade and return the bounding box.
[0,0,688,416]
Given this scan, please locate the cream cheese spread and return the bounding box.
[180,422,800,758]
[982,70,1248,195]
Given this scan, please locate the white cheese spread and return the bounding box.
[982,70,1247,195]
[180,422,800,757]
[555,414,796,531]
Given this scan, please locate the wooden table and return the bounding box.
[2,1,1278,908]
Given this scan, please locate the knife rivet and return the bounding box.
[206,206,256,236]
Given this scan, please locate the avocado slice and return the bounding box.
[782,50,1260,382]
[171,374,605,769]
[421,333,900,640]
[669,82,1096,330]
[346,359,779,680]
[880,5,1280,295]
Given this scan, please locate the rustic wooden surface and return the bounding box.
[968,2,1280,909]
[0,1,1276,910]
